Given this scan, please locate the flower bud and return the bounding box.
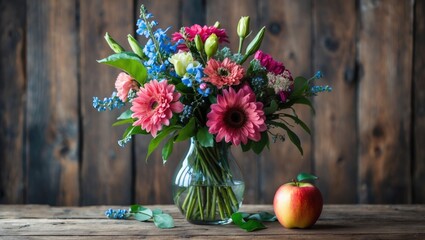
[199,83,207,90]
[194,34,204,52]
[104,32,125,53]
[168,51,196,77]
[237,16,250,39]
[174,61,186,77]
[127,34,145,59]
[213,21,220,28]
[204,33,219,58]
[245,26,266,56]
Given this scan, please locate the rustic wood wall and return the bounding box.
[1,0,424,206]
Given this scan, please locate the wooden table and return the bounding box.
[1,205,424,239]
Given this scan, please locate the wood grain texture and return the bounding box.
[258,0,314,204]
[413,0,425,203]
[79,0,133,205]
[134,0,185,205]
[0,205,424,239]
[1,0,425,206]
[313,0,358,203]
[182,0,206,26]
[0,0,26,204]
[26,0,79,205]
[206,0,260,203]
[358,0,413,203]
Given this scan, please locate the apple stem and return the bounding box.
[291,178,299,187]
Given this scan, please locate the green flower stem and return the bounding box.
[238,38,244,54]
[206,187,211,219]
[140,6,164,64]
[196,187,204,220]
[198,147,221,181]
[181,187,193,211]
[185,188,196,219]
[227,186,239,206]
[210,187,217,218]
[220,187,233,216]
[217,195,225,219]
[177,140,240,223]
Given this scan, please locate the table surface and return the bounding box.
[1,204,424,239]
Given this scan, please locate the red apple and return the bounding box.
[273,177,323,229]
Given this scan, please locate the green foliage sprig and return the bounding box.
[231,211,277,232]
[105,205,175,229]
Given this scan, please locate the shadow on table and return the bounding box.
[310,224,349,230]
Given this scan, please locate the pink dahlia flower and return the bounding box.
[115,72,138,101]
[203,58,245,88]
[131,80,183,137]
[206,85,267,146]
[172,24,228,51]
[254,50,285,75]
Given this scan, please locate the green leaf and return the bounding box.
[175,118,195,142]
[162,137,174,164]
[264,100,278,115]
[122,125,146,139]
[117,109,133,120]
[297,172,319,182]
[134,212,152,222]
[129,204,145,213]
[129,205,152,215]
[112,118,134,127]
[251,131,269,154]
[269,121,303,155]
[247,212,277,222]
[97,52,147,85]
[175,83,192,93]
[231,212,266,232]
[153,213,175,229]
[292,76,309,97]
[196,127,214,147]
[152,209,163,216]
[241,141,252,152]
[139,208,153,217]
[293,97,315,113]
[146,125,181,161]
[208,94,217,104]
[129,205,153,222]
[286,127,303,155]
[283,114,311,135]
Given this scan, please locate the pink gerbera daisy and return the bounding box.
[206,85,267,145]
[131,80,183,137]
[172,24,228,51]
[203,58,245,88]
[115,72,138,101]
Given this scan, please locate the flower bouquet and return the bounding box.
[93,5,331,225]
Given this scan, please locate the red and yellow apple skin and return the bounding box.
[273,182,323,229]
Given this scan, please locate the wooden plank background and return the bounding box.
[0,0,424,205]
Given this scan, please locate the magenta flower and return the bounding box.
[172,24,228,51]
[203,58,245,89]
[254,50,285,75]
[206,85,267,146]
[131,80,183,137]
[115,72,138,101]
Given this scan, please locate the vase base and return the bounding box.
[187,218,233,225]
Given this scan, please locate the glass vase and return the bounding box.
[172,138,245,225]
